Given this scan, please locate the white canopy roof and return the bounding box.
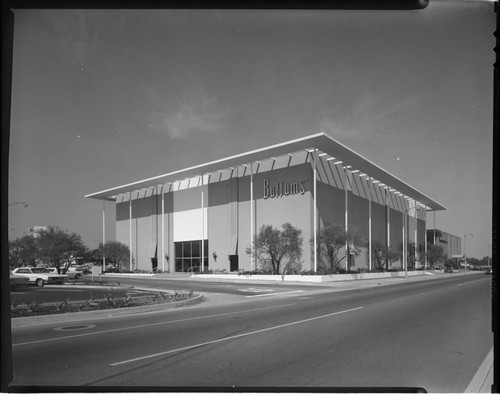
[85,132,446,211]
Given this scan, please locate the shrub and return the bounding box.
[238,269,274,276]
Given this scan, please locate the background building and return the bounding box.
[426,229,462,260]
[86,133,446,273]
[28,226,49,238]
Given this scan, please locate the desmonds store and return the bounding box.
[85,133,445,273]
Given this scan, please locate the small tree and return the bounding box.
[247,222,303,274]
[8,235,38,269]
[371,240,399,271]
[36,226,87,273]
[426,244,446,267]
[96,241,130,272]
[314,224,364,272]
[398,241,417,270]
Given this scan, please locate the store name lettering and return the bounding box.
[263,178,309,199]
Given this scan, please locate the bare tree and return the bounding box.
[314,223,364,272]
[247,222,303,274]
[371,240,399,271]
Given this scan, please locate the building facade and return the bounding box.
[86,133,446,273]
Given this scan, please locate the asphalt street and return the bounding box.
[9,273,492,391]
[109,275,334,297]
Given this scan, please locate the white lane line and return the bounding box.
[457,278,488,286]
[245,290,304,298]
[110,306,363,367]
[12,303,295,347]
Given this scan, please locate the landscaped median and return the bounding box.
[10,286,203,319]
[191,270,444,283]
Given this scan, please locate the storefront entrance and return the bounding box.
[174,239,209,272]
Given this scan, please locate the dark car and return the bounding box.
[485,267,492,275]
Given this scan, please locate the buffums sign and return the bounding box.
[263,178,309,199]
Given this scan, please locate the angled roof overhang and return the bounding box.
[85,132,446,211]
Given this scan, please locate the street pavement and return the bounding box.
[9,272,493,391]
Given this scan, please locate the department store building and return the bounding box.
[85,133,446,273]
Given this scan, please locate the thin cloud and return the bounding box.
[319,85,426,140]
[42,10,125,69]
[147,80,230,140]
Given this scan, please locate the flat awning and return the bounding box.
[85,132,446,211]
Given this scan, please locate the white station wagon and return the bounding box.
[12,267,68,287]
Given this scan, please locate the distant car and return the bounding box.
[9,271,30,290]
[105,264,118,273]
[485,267,492,275]
[12,267,68,287]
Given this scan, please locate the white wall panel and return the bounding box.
[173,208,208,242]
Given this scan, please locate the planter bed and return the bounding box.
[10,289,196,318]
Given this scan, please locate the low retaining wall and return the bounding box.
[101,273,156,278]
[192,270,440,283]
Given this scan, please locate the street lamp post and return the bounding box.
[463,233,473,272]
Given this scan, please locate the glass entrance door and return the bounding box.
[174,239,209,272]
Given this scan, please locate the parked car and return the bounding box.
[11,267,68,287]
[46,267,90,279]
[485,267,492,275]
[9,271,30,290]
[105,264,118,273]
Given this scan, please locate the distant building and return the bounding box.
[28,225,49,238]
[426,229,461,260]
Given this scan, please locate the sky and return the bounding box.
[8,2,495,259]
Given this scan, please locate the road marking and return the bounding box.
[245,290,304,298]
[457,278,488,286]
[12,303,295,347]
[239,288,276,293]
[110,306,363,366]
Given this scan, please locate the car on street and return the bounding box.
[9,271,30,290]
[485,267,492,275]
[11,267,68,287]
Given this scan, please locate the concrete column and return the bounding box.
[102,199,106,274]
[402,199,406,272]
[369,177,372,271]
[250,162,254,271]
[201,174,205,272]
[313,148,317,272]
[129,193,133,271]
[161,185,165,272]
[345,169,349,271]
[386,188,390,248]
[424,207,428,269]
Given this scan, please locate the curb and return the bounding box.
[11,294,205,327]
[465,348,494,393]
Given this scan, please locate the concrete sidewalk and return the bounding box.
[465,348,494,393]
[146,270,484,288]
